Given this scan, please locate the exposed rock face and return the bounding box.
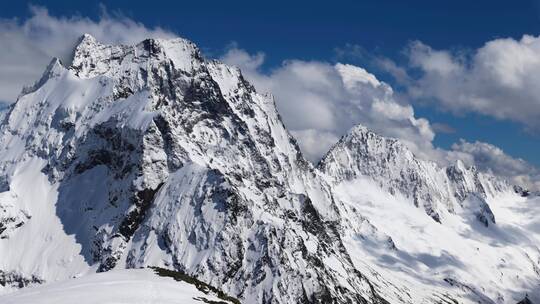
[517,295,533,304]
[0,204,30,239]
[0,270,43,289]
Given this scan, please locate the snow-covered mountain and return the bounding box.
[318,125,508,225]
[318,125,540,304]
[0,34,538,304]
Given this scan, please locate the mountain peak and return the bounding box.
[1,35,384,303]
[319,124,509,223]
[348,124,371,136]
[71,34,202,79]
[451,158,470,172]
[79,33,98,44]
[72,33,101,59]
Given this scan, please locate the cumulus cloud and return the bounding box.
[0,5,176,103]
[449,140,540,190]
[405,36,540,130]
[222,48,438,162]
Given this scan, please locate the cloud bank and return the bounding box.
[376,35,540,190]
[405,36,540,131]
[0,5,176,104]
[449,140,540,190]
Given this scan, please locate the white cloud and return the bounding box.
[375,57,412,86]
[290,130,340,161]
[449,140,540,190]
[408,41,463,75]
[0,5,176,103]
[405,36,540,130]
[431,122,456,134]
[222,48,438,163]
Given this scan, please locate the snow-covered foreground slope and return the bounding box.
[1,268,238,304]
[0,33,538,304]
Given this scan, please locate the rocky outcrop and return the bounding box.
[0,270,43,289]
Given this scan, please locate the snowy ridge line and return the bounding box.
[150,266,241,304]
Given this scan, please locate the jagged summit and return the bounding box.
[0,35,539,304]
[77,33,99,47]
[71,33,203,79]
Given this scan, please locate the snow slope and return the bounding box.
[1,268,237,304]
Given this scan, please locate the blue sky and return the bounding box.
[0,1,539,183]
[3,1,539,63]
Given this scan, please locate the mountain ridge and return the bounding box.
[318,124,509,224]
